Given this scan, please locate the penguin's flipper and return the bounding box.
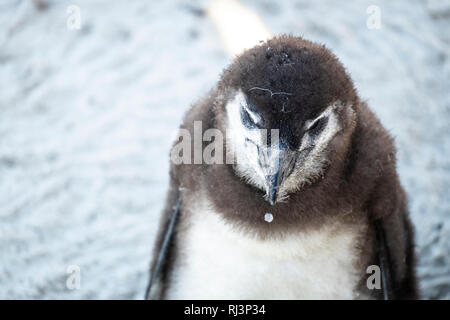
[145,175,182,300]
[375,219,394,300]
[376,211,418,300]
[371,173,418,300]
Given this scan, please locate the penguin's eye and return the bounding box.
[240,105,263,129]
[307,116,328,137]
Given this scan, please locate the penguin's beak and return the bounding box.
[268,171,280,206]
[261,142,297,205]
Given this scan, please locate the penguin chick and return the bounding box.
[147,35,418,300]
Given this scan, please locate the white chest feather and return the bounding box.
[166,199,363,300]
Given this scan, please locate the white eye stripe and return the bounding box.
[299,102,344,152]
[226,90,262,143]
[242,104,262,125]
[306,116,326,130]
[304,104,337,130]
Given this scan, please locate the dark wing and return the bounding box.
[371,173,418,300]
[374,207,418,300]
[145,174,181,300]
[374,219,393,299]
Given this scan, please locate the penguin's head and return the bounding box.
[217,36,358,205]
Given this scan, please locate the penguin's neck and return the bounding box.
[166,193,368,299]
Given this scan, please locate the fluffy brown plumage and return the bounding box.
[148,35,418,299]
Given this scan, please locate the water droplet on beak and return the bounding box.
[264,213,274,223]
